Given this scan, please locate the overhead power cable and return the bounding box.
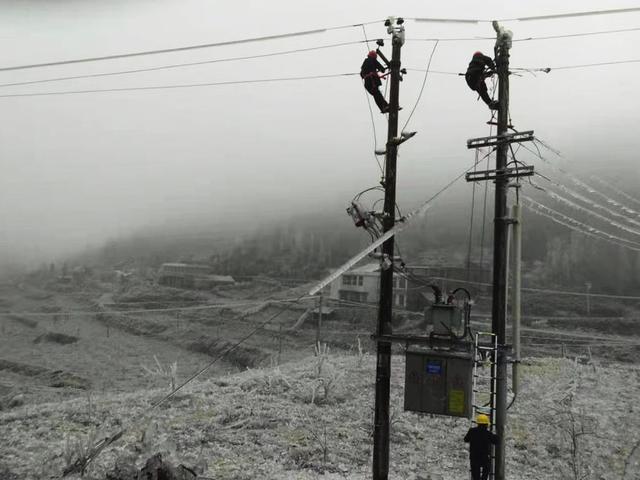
[542,188,640,239]
[0,72,359,99]
[0,21,381,73]
[520,59,640,72]
[523,197,640,252]
[589,176,640,209]
[408,26,640,43]
[522,141,640,224]
[0,40,368,89]
[512,26,640,42]
[407,59,640,78]
[401,40,439,133]
[424,275,640,301]
[6,54,640,98]
[410,7,640,23]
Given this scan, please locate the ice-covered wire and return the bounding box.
[536,186,640,238]
[523,141,640,225]
[589,176,640,209]
[523,197,640,251]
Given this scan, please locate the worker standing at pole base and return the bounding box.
[464,414,499,480]
[361,50,389,113]
[465,51,499,110]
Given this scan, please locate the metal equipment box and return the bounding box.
[426,304,464,336]
[404,348,473,418]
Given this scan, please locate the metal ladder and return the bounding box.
[470,331,498,479]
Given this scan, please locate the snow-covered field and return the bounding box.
[1,351,639,479]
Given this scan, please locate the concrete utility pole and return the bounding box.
[373,16,405,480]
[511,203,522,395]
[316,294,323,345]
[492,21,513,480]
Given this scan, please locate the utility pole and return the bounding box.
[316,294,323,345]
[585,282,592,316]
[373,16,405,480]
[511,202,522,395]
[466,22,532,480]
[492,21,513,480]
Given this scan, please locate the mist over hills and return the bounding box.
[53,175,640,296]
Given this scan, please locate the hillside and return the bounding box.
[1,352,639,479]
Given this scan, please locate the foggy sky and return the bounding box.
[1,0,639,267]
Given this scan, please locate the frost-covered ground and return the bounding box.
[1,351,639,480]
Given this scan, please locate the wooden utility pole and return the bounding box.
[373,16,405,480]
[492,21,513,480]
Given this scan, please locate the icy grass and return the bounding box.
[1,353,639,479]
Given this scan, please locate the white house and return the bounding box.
[328,262,408,308]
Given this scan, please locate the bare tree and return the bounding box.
[549,393,596,480]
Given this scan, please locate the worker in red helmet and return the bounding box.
[360,50,389,113]
[465,51,499,110]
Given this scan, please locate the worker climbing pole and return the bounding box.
[465,51,499,111]
[361,49,390,113]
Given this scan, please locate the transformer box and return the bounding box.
[404,348,473,418]
[426,304,464,336]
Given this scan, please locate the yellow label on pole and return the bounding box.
[449,389,465,415]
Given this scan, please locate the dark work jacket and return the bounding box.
[466,53,496,79]
[464,426,499,464]
[360,57,386,86]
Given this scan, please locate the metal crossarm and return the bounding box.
[465,165,534,182]
[466,130,534,149]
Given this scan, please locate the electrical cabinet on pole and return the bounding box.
[372,16,404,480]
[492,21,512,480]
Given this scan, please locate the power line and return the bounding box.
[6,56,637,101]
[0,21,382,73]
[408,58,640,77]
[0,72,359,99]
[523,197,640,252]
[541,188,640,238]
[407,26,640,43]
[424,275,640,300]
[410,7,640,23]
[521,141,640,225]
[511,7,640,22]
[512,26,640,42]
[522,59,640,72]
[589,176,640,209]
[401,39,439,133]
[0,40,368,89]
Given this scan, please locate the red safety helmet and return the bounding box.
[368,50,377,58]
[473,51,483,56]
